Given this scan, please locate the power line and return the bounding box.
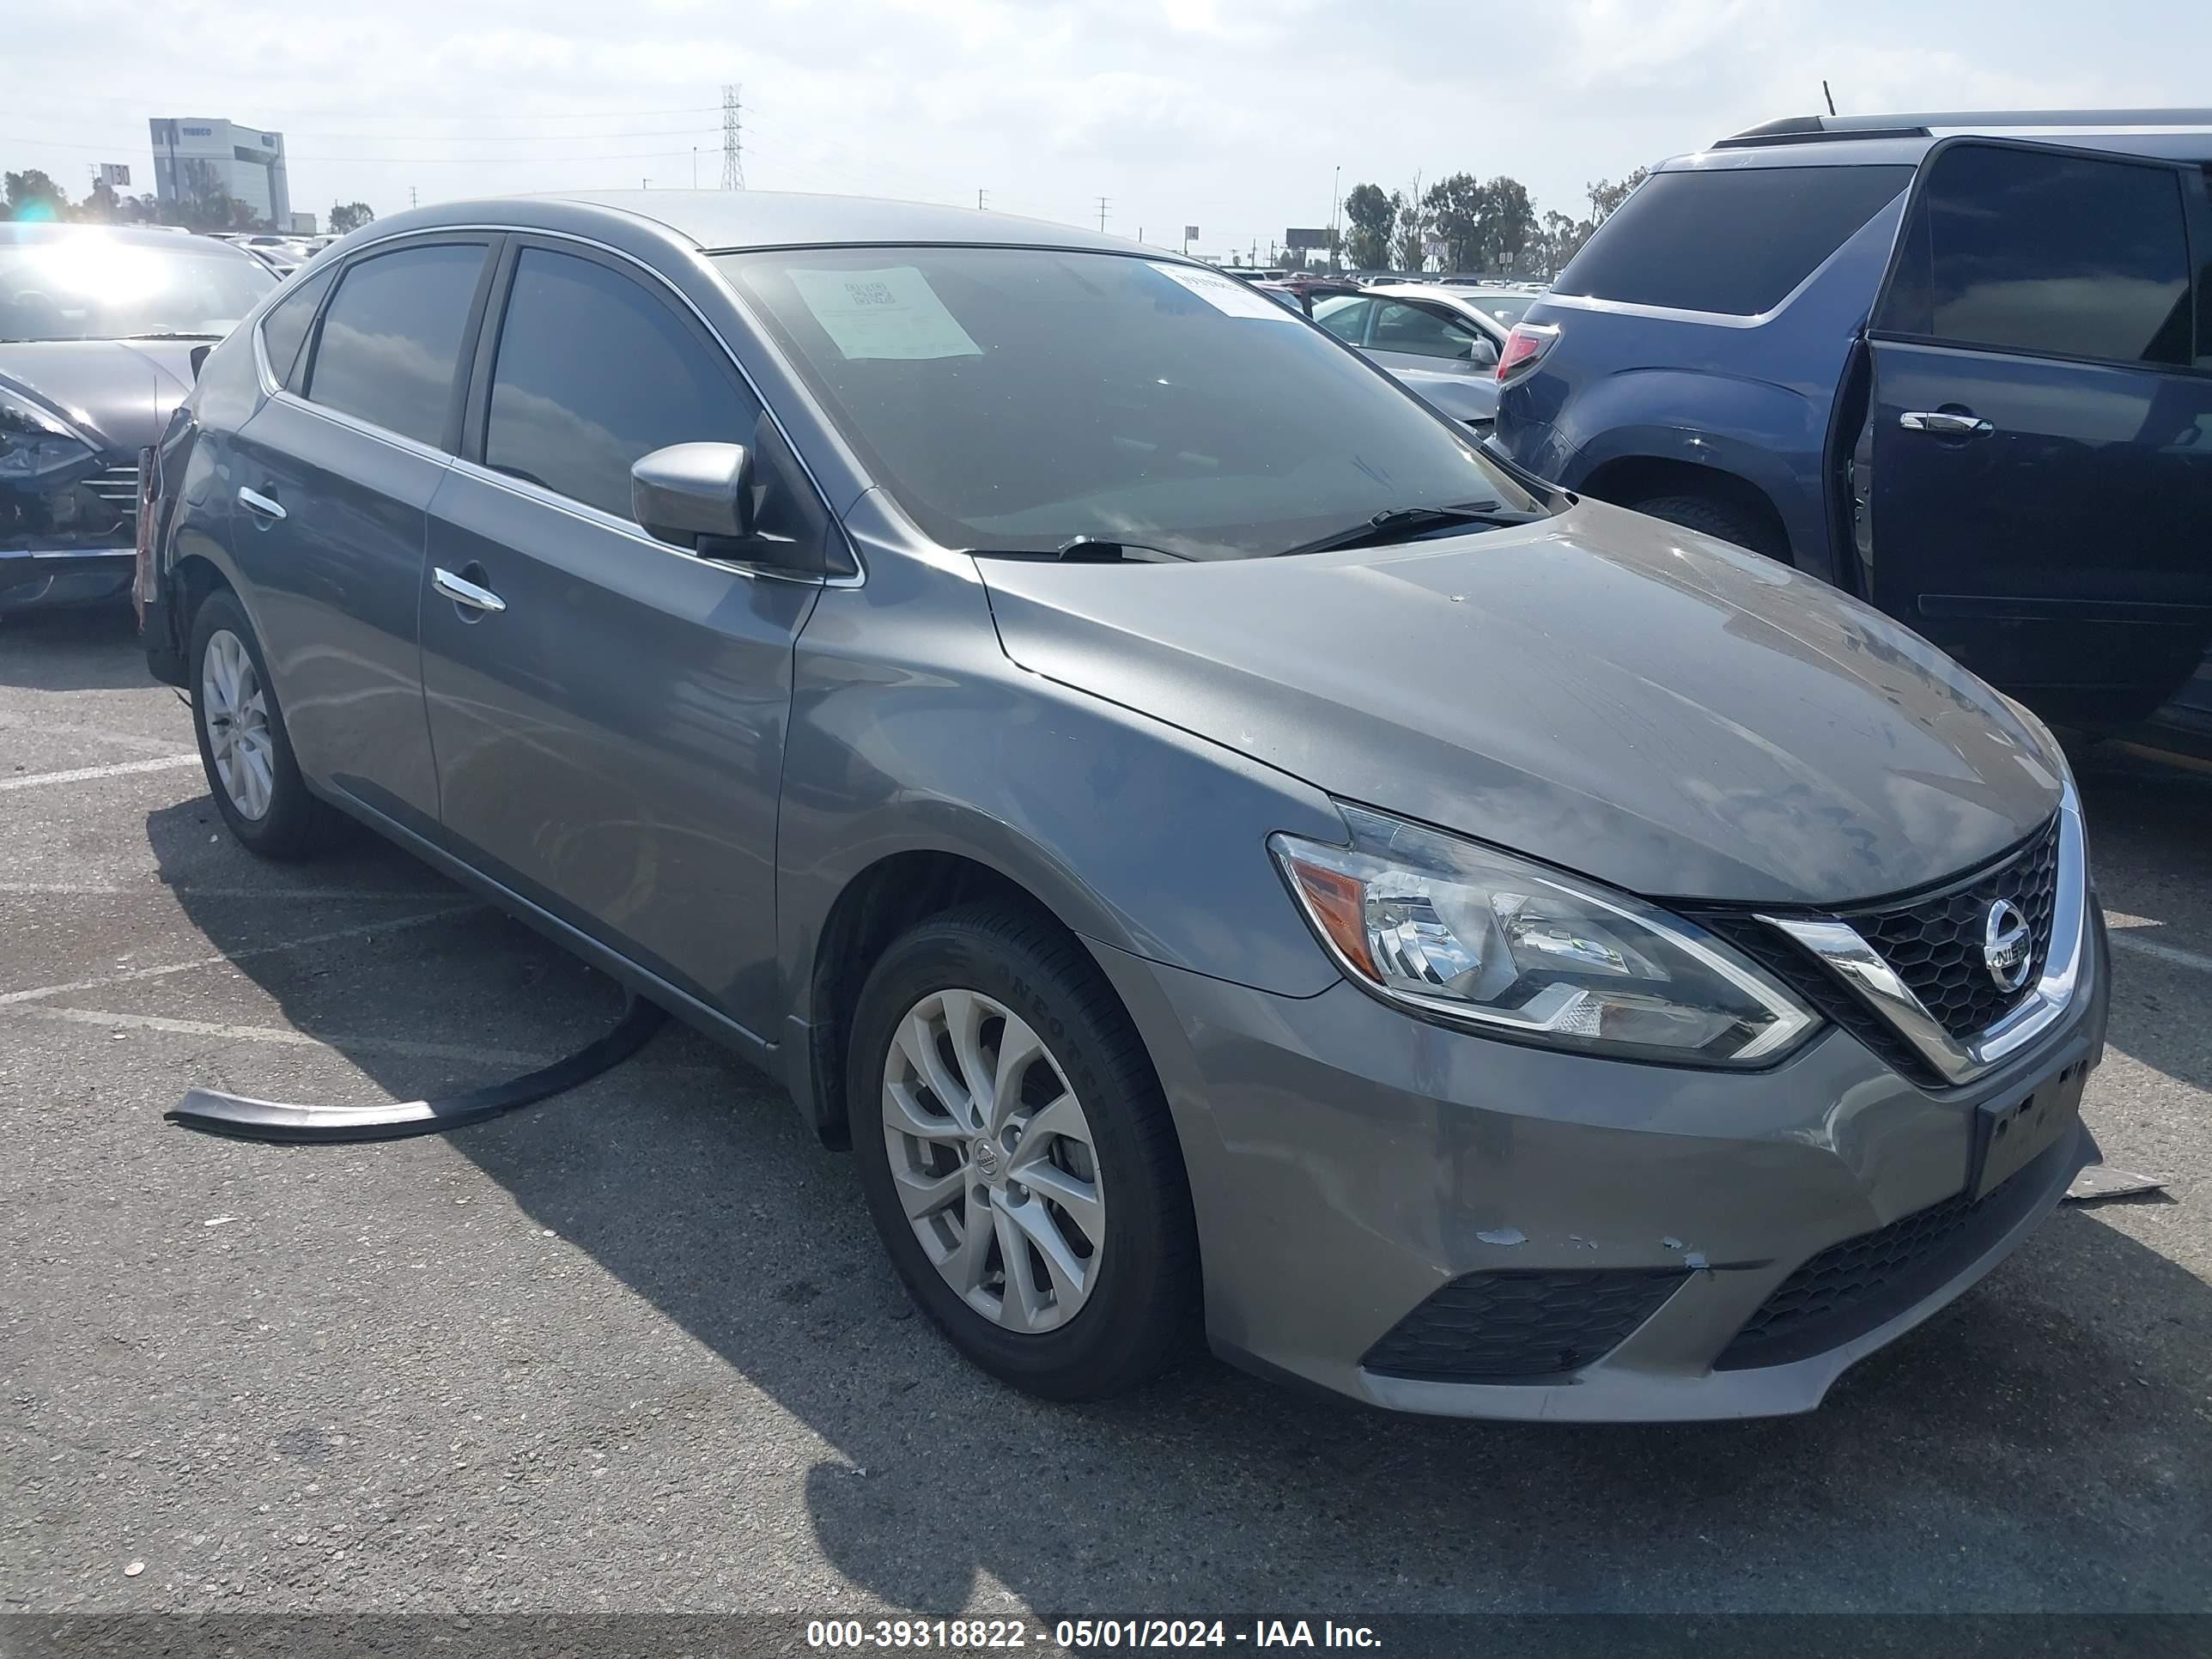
[722,84,744,189]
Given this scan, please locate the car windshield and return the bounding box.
[716,245,1538,561]
[0,233,275,343]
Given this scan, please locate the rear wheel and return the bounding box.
[1630,492,1789,562]
[189,590,338,860]
[847,903,1199,1399]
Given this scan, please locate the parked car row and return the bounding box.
[131,182,2108,1422]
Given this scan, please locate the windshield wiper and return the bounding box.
[1273,501,1544,558]
[966,536,1189,564]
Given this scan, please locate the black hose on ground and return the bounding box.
[164,994,668,1144]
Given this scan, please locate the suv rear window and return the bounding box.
[1877,144,2193,368]
[1553,166,1912,316]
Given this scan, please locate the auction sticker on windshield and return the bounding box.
[1147,261,1297,321]
[787,266,985,360]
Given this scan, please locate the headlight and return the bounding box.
[1271,805,1818,1066]
[0,388,95,483]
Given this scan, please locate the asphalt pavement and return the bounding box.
[2,605,2207,1626]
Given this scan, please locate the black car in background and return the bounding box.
[2,223,273,614]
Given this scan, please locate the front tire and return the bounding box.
[1629,492,1790,562]
[189,589,337,860]
[848,903,1200,1400]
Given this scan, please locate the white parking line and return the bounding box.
[2109,929,2212,975]
[0,904,478,1008]
[0,711,190,760]
[21,1005,572,1069]
[0,754,199,793]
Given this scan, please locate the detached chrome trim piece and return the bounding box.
[1760,781,2087,1086]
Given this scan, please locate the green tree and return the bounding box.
[4,169,70,221]
[1475,175,1536,272]
[1420,172,1486,272]
[329,200,375,234]
[1342,182,1394,270]
[1390,174,1427,271]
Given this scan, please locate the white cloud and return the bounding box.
[5,0,2201,258]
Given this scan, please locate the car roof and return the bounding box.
[1686,108,2212,168]
[358,189,1139,256]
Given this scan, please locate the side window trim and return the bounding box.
[1866,134,2204,376]
[293,234,501,453]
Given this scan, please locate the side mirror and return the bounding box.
[1468,338,1499,369]
[631,442,753,549]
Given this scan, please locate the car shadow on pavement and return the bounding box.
[0,605,152,692]
[143,792,2212,1614]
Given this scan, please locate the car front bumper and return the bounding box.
[0,545,136,613]
[1090,908,2109,1421]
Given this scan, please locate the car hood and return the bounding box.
[1384,361,1498,424]
[976,498,2064,906]
[0,339,199,455]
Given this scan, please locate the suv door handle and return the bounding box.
[237,485,286,521]
[1899,410,1995,437]
[432,566,507,615]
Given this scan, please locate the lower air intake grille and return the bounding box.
[1363,1267,1690,1382]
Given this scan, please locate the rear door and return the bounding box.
[226,238,496,838]
[1863,139,2212,722]
[419,237,822,1039]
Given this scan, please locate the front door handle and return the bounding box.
[237,485,286,521]
[1899,410,1995,437]
[432,566,507,615]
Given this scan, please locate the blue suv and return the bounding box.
[1494,109,2212,733]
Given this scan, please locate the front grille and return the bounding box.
[1844,817,2062,1041]
[1696,911,1942,1087]
[82,464,141,505]
[1363,1267,1689,1382]
[1715,1130,2071,1370]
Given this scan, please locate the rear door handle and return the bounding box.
[237,485,286,521]
[1899,410,1995,437]
[432,566,507,615]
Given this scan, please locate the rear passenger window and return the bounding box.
[1883,145,2191,367]
[482,247,756,522]
[304,243,486,447]
[1554,166,1913,316]
[258,265,333,390]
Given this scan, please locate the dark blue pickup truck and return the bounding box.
[1493,109,2212,739]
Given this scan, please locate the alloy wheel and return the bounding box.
[201,628,276,821]
[881,987,1105,1333]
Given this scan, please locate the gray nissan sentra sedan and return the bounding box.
[139,192,2109,1420]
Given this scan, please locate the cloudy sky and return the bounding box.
[9,0,2208,254]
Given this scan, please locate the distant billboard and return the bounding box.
[1284,227,1328,250]
[1183,224,1200,242]
[99,163,131,187]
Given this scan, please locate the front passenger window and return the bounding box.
[304,243,487,447]
[483,248,758,523]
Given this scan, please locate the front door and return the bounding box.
[419,239,818,1040]
[1863,138,2212,723]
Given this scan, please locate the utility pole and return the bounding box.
[410,185,417,209]
[977,188,987,210]
[693,147,699,189]
[1330,163,1341,270]
[1097,196,1109,234]
[721,84,745,189]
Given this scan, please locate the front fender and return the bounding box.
[776,540,1347,1019]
